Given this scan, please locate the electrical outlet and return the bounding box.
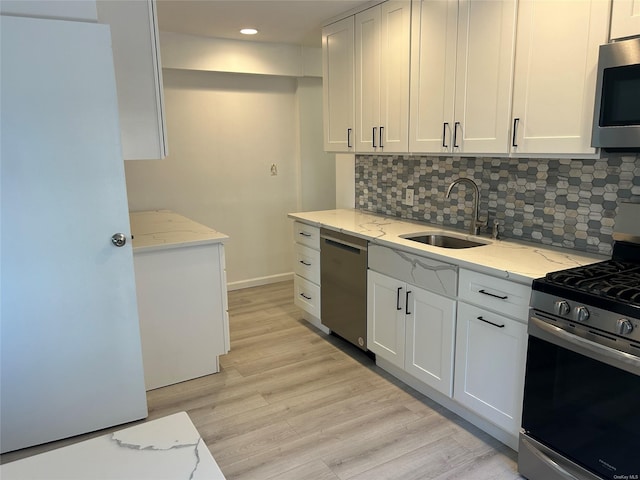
[404,188,414,206]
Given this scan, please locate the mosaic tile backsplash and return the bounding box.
[355,154,640,255]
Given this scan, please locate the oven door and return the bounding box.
[520,314,640,480]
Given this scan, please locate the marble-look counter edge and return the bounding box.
[288,209,605,285]
[130,210,229,253]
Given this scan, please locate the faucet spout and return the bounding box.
[445,178,486,235]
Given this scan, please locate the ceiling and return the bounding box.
[155,0,371,47]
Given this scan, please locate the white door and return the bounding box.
[367,271,405,368]
[610,0,640,40]
[454,302,528,435]
[355,5,381,153]
[405,286,456,397]
[322,16,355,152]
[378,0,411,153]
[511,0,609,155]
[409,0,457,153]
[0,15,147,453]
[453,0,517,154]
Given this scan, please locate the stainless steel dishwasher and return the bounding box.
[320,228,368,351]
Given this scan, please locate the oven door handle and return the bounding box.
[529,316,640,375]
[519,436,581,480]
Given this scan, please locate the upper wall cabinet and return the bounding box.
[355,1,411,153]
[409,0,517,155]
[610,0,640,40]
[510,0,610,155]
[97,0,168,160]
[322,16,355,153]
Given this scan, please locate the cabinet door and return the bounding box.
[405,286,456,397]
[379,0,411,153]
[610,0,640,40]
[454,302,528,435]
[355,5,381,153]
[409,0,457,153]
[322,17,355,152]
[96,0,167,160]
[453,0,517,154]
[511,0,610,155]
[367,270,405,368]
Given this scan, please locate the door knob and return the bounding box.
[111,233,127,247]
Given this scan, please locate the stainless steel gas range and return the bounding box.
[518,202,640,480]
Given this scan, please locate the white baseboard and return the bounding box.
[227,272,293,291]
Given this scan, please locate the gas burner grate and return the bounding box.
[545,261,640,305]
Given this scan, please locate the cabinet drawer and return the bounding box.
[458,269,531,322]
[294,244,320,284]
[294,274,320,318]
[294,221,320,250]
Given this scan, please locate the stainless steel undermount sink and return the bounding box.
[401,233,489,249]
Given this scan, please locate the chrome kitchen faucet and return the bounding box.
[446,178,487,235]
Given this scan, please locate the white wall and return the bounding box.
[335,153,355,208]
[296,77,336,212]
[125,68,333,289]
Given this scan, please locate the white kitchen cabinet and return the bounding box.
[355,1,411,153]
[405,285,456,396]
[368,245,457,397]
[454,268,530,436]
[130,211,230,391]
[454,302,527,436]
[322,16,355,152]
[292,222,324,328]
[367,270,406,368]
[96,0,167,160]
[510,0,610,155]
[610,0,640,40]
[409,0,517,154]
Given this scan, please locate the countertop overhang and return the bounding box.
[288,209,604,285]
[130,210,229,253]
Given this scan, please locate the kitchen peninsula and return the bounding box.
[130,210,230,390]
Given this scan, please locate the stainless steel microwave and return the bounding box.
[592,37,640,150]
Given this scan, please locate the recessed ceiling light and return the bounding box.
[240,28,258,35]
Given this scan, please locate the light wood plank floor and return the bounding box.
[2,281,524,479]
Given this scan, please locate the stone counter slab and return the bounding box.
[289,209,604,284]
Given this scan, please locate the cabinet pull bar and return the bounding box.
[453,122,460,148]
[299,260,311,266]
[379,126,384,148]
[477,316,505,328]
[405,290,412,315]
[512,118,519,147]
[299,232,312,237]
[479,289,508,300]
[372,127,377,148]
[442,122,449,148]
[396,287,403,311]
[347,128,352,148]
[300,293,312,300]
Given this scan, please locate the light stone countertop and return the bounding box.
[0,412,225,479]
[130,210,229,252]
[288,208,605,285]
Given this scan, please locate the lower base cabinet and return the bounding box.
[454,301,528,436]
[368,270,456,397]
[134,242,230,391]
